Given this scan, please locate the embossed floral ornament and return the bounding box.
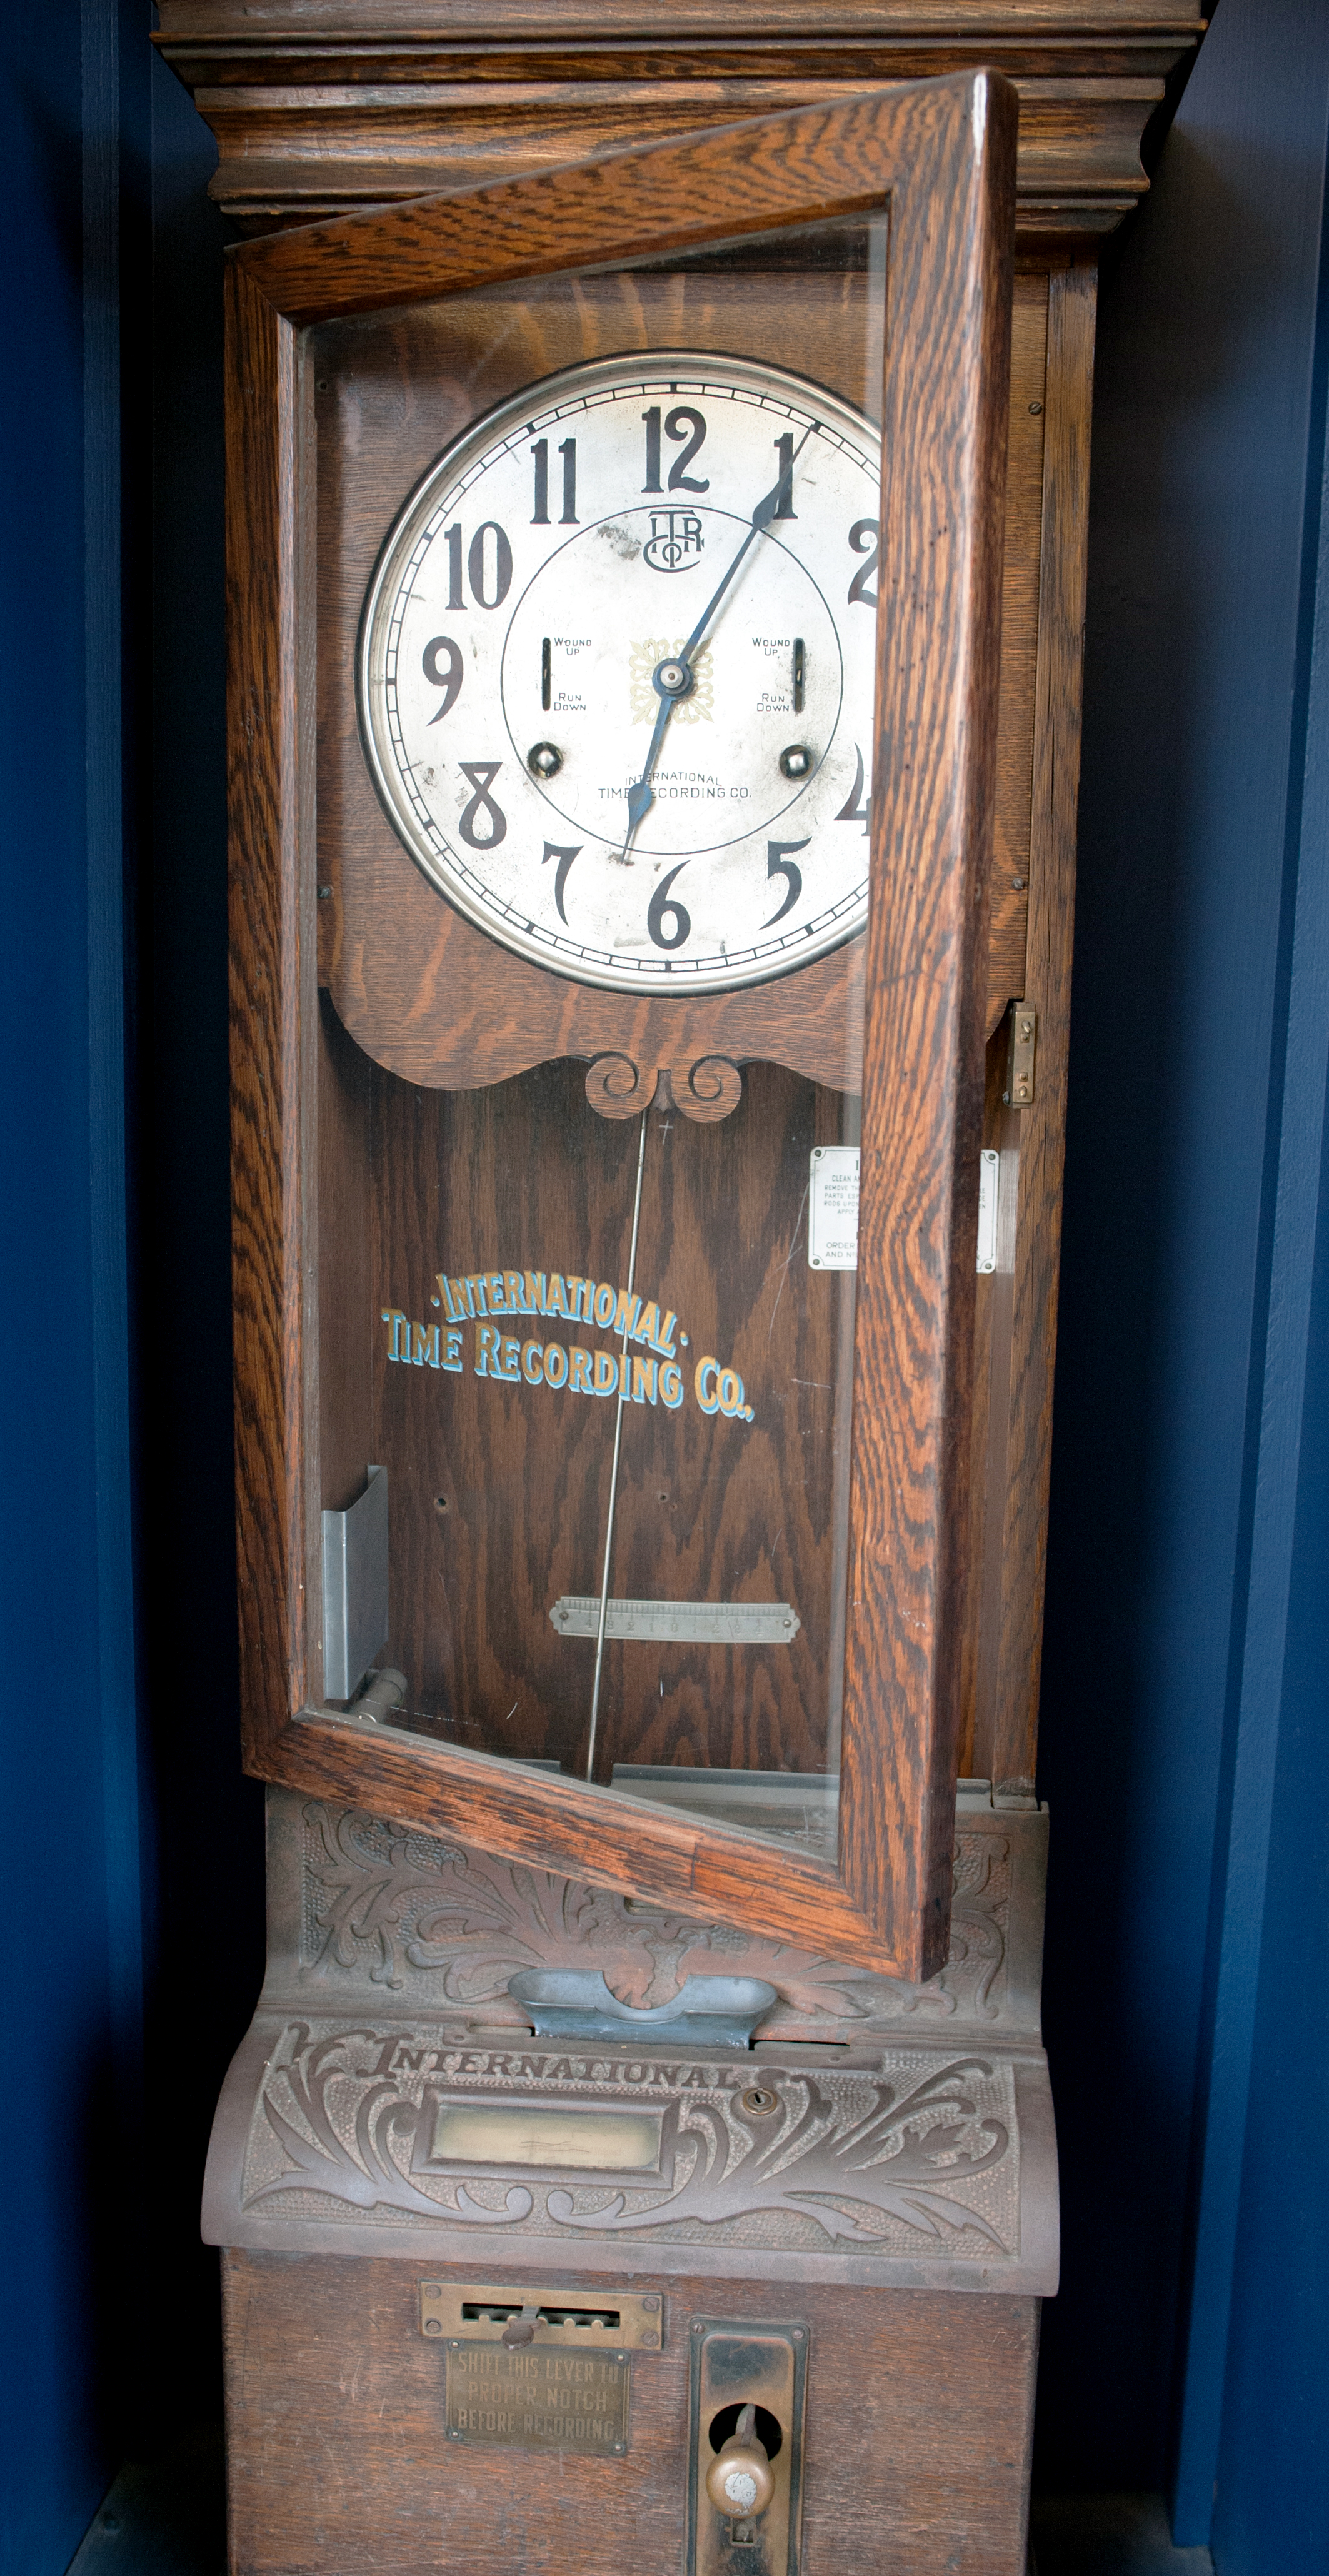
[299,1802,1011,2030]
[243,2022,1015,2256]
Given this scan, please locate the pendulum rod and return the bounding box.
[585,1105,649,1782]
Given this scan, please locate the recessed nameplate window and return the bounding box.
[429,2103,665,2172]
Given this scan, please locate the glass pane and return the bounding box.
[313,216,883,1859]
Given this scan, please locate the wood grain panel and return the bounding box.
[226,261,311,1762]
[991,264,1097,1799]
[988,276,1047,1022]
[163,0,1197,37]
[354,1060,853,1786]
[837,76,1013,1978]
[316,992,374,1527]
[194,78,1161,227]
[222,2250,1040,2576]
[154,0,1205,269]
[272,1708,894,1966]
[233,87,994,325]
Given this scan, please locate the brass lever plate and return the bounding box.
[420,2281,661,2458]
[688,2319,808,2576]
[418,2279,662,2349]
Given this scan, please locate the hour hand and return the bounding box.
[624,773,656,842]
[619,667,686,859]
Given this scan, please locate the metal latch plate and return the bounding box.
[688,2320,808,2576]
[1005,1002,1037,1107]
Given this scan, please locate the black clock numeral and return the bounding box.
[531,438,578,526]
[847,518,880,608]
[468,521,513,609]
[642,407,662,493]
[646,863,692,951]
[771,433,798,521]
[542,840,581,925]
[666,406,709,493]
[835,745,870,832]
[421,635,464,723]
[441,520,514,610]
[458,761,507,848]
[763,837,810,928]
[643,405,710,495]
[444,523,465,611]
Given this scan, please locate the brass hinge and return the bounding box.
[1003,1002,1037,1108]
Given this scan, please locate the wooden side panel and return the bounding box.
[839,78,1013,1974]
[222,2250,1040,2576]
[227,263,311,1754]
[316,994,374,1526]
[988,273,1048,1021]
[990,264,1097,1796]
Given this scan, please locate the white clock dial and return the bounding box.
[358,351,881,995]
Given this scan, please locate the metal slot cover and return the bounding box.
[508,1968,778,2050]
[419,2281,663,2351]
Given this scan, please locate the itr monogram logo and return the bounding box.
[643,511,705,572]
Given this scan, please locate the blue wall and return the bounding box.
[1037,0,1329,2557]
[1211,1098,1329,2568]
[0,6,144,2569]
[1,15,261,2570]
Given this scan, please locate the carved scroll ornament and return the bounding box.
[584,1054,743,1123]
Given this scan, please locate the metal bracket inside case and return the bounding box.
[509,1970,778,2050]
[321,1463,388,1699]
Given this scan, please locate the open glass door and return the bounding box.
[224,76,1016,1978]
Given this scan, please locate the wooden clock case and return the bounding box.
[157,8,1205,2572]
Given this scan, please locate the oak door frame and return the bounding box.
[225,74,1016,1977]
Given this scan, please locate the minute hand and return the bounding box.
[618,422,817,858]
[679,421,817,666]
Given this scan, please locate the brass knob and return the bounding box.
[705,2407,775,2522]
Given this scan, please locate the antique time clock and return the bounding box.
[146,2,1204,2558]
